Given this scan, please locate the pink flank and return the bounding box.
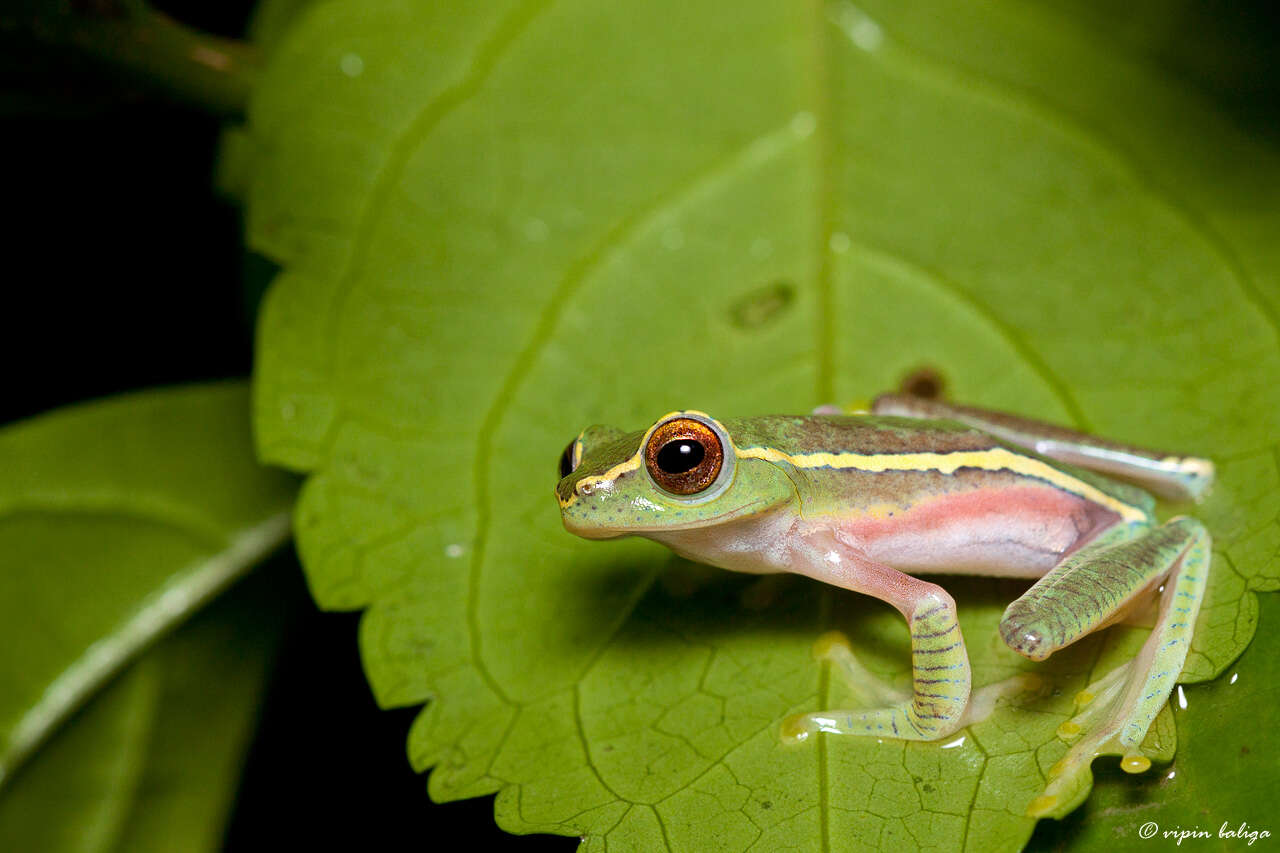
[842,485,1116,579]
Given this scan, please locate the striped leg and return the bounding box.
[1001,517,1210,817]
[781,627,1040,744]
[781,580,973,743]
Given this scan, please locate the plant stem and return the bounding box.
[7,1,261,118]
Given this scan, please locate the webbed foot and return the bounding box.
[1027,659,1174,818]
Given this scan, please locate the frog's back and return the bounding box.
[724,414,1154,576]
[726,414,1000,458]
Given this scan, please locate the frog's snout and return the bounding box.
[557,478,623,540]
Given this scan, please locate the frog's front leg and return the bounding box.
[780,531,973,742]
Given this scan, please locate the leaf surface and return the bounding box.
[247,1,1280,849]
[0,382,297,784]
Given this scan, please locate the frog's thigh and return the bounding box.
[1019,517,1210,817]
[872,394,1213,501]
[1000,520,1192,660]
[1002,518,1209,723]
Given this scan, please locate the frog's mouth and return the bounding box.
[561,497,772,539]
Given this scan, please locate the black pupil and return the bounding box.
[558,442,575,478]
[656,439,705,474]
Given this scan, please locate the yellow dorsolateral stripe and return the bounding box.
[736,445,1148,523]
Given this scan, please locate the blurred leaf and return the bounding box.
[0,382,296,785]
[216,0,326,201]
[0,568,290,852]
[246,1,1279,849]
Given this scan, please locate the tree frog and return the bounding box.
[554,394,1213,817]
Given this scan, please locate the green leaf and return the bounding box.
[0,382,297,785]
[246,1,1280,849]
[0,568,290,852]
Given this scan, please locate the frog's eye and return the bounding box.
[558,439,578,479]
[644,417,724,496]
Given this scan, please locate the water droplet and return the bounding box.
[941,736,965,749]
[1229,672,1239,685]
[750,237,773,258]
[1176,684,1187,709]
[444,544,465,558]
[340,53,364,77]
[828,231,851,253]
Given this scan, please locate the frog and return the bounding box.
[554,394,1214,818]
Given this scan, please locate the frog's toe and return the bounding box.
[779,713,816,744]
[811,629,853,660]
[1054,661,1131,742]
[809,632,910,707]
[1056,719,1083,739]
[1028,732,1163,818]
[1025,794,1061,818]
[1028,661,1173,819]
[778,708,887,743]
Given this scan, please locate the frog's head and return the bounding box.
[556,411,795,541]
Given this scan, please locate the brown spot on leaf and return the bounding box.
[729,280,795,329]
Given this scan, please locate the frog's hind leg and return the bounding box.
[785,630,1040,741]
[1000,517,1210,817]
[871,394,1214,502]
